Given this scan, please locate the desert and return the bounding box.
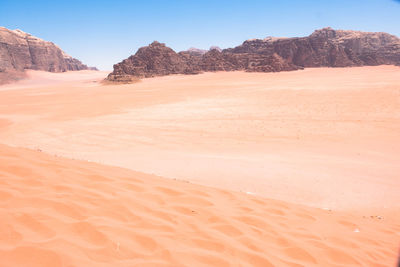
[0,65,399,266]
[1,1,400,265]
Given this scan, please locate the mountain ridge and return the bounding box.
[0,27,95,84]
[107,27,400,82]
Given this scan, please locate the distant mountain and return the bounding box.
[186,47,208,56]
[107,27,400,82]
[209,46,222,52]
[0,27,95,83]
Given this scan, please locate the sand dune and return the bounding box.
[0,144,399,266]
[0,67,400,266]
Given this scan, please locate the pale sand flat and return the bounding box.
[0,66,399,213]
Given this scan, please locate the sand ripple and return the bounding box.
[0,144,398,266]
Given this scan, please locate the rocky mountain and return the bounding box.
[107,27,400,82]
[185,47,208,56]
[0,27,94,81]
[107,41,200,82]
[209,46,222,52]
[230,28,400,68]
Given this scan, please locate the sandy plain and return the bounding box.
[0,66,399,266]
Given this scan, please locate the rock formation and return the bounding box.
[0,27,95,84]
[185,47,208,56]
[230,28,400,68]
[209,46,222,52]
[107,27,400,82]
[107,41,200,82]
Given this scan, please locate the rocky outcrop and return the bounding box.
[107,41,201,81]
[185,47,208,56]
[0,27,94,75]
[230,28,400,68]
[107,28,400,82]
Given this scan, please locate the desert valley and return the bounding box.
[0,23,400,267]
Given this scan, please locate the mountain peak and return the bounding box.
[0,26,94,73]
[149,41,165,47]
[310,27,337,38]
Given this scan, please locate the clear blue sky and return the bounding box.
[1,0,399,70]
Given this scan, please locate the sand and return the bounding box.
[0,143,399,266]
[0,67,399,266]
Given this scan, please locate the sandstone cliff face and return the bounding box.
[0,27,93,73]
[107,28,400,82]
[231,28,400,68]
[107,41,201,81]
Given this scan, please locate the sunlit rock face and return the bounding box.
[107,27,400,82]
[0,27,92,73]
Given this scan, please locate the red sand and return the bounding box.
[0,66,399,266]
